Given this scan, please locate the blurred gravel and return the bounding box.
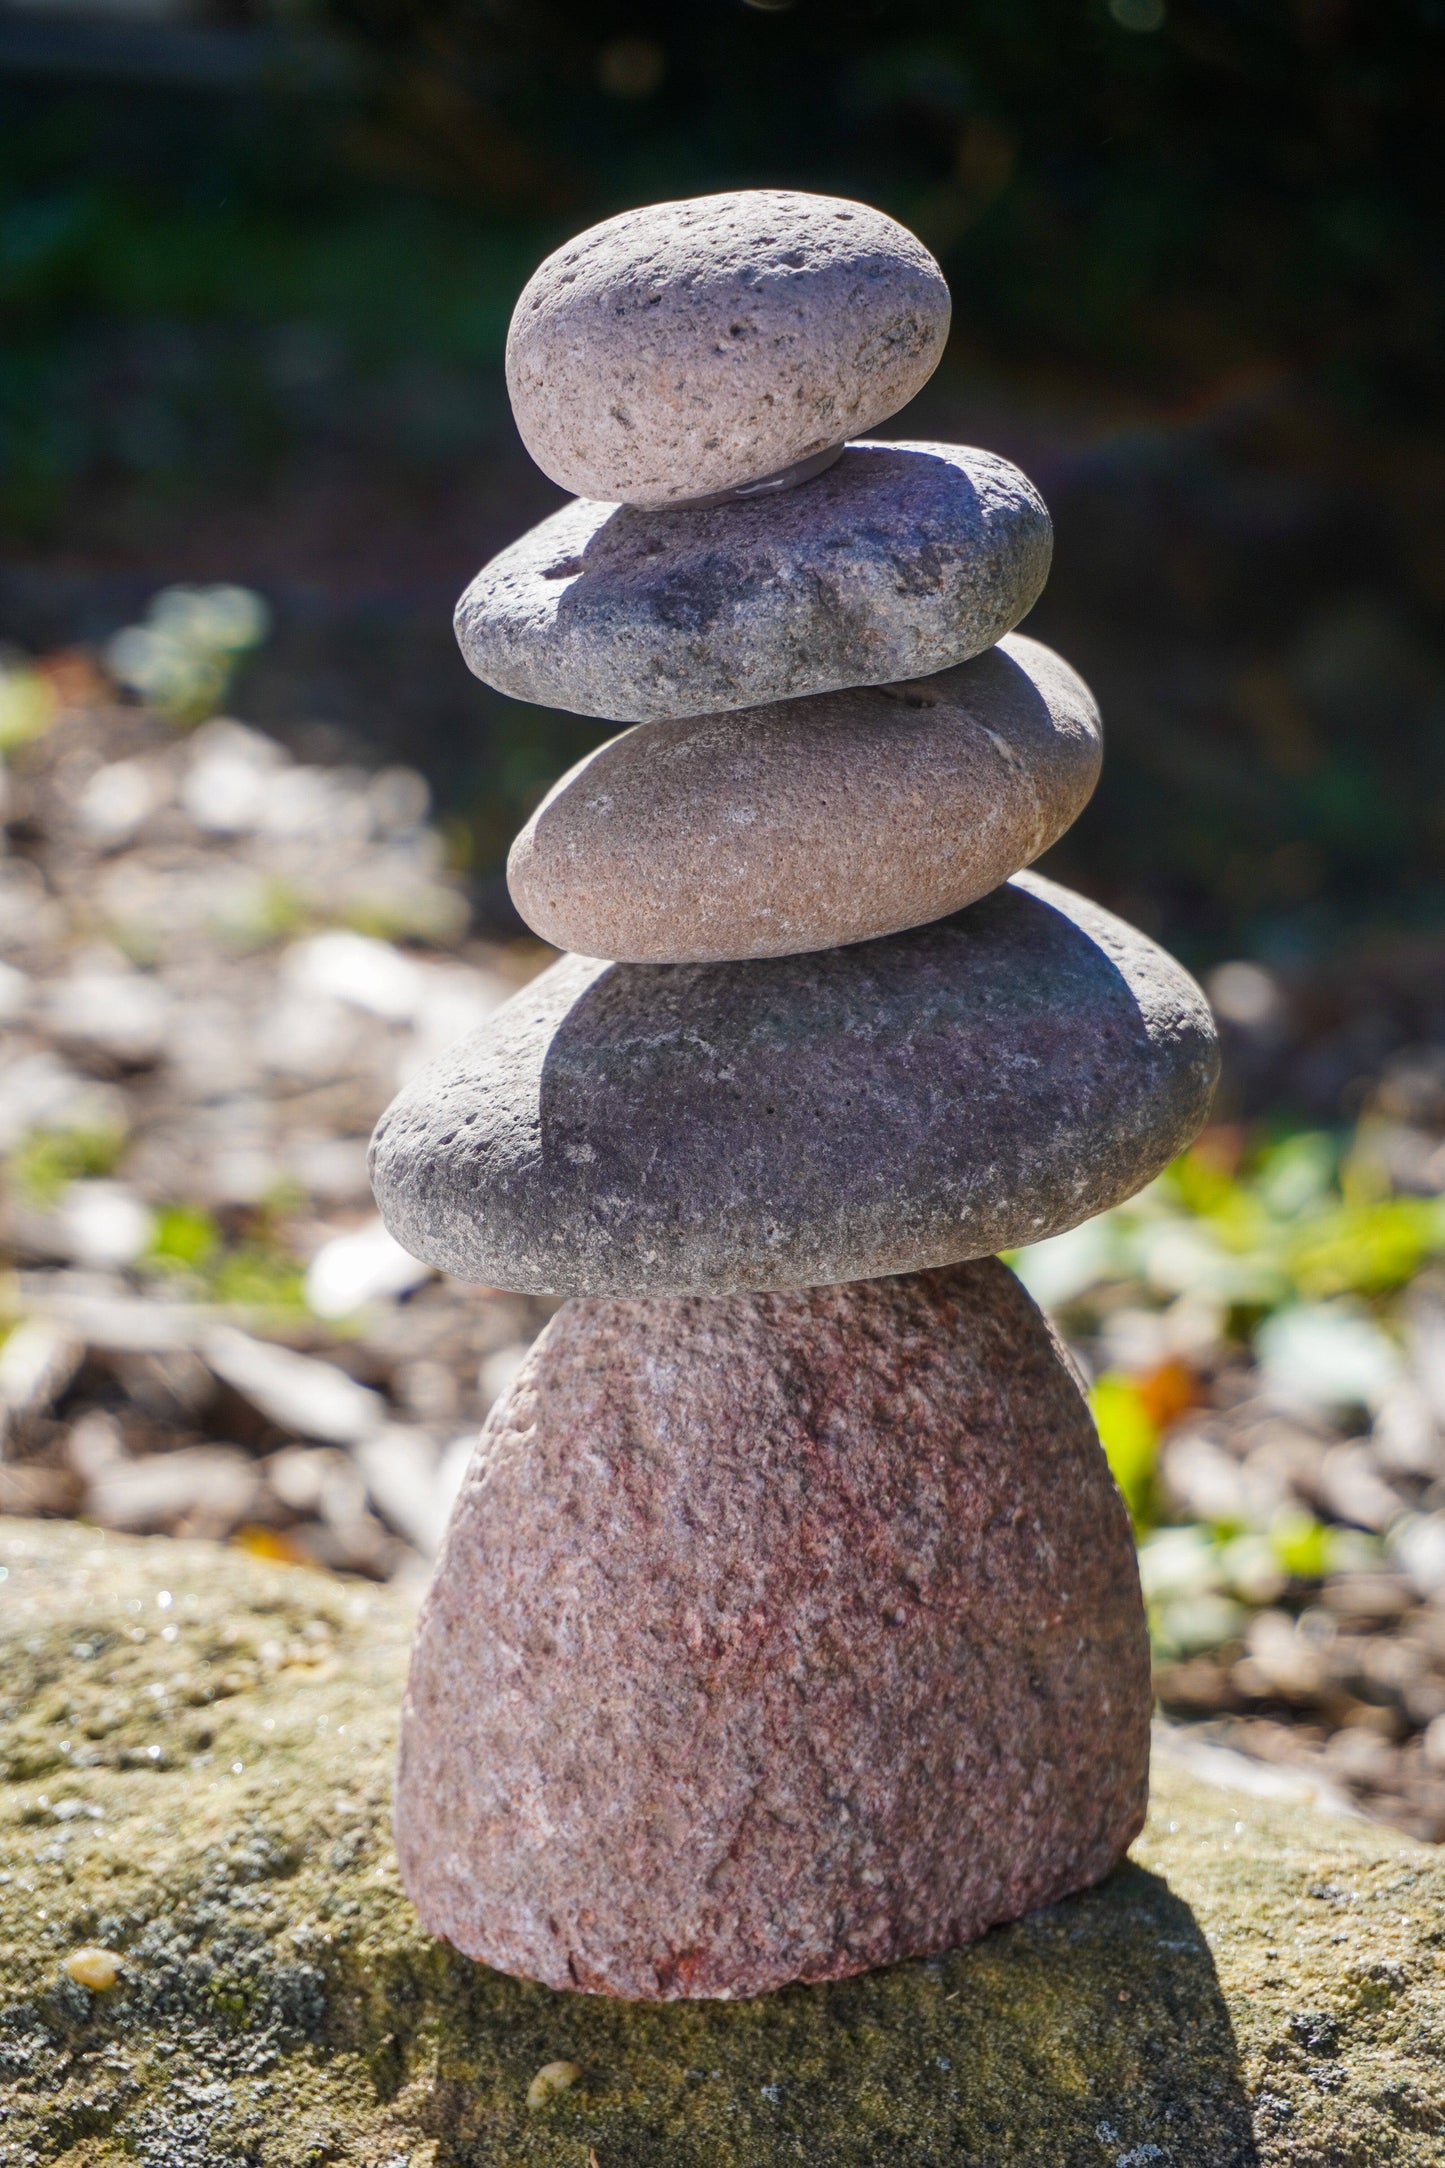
[0,658,555,1586]
[1017,1077,1445,1846]
[3,650,1445,1847]
[1139,1307,1445,1844]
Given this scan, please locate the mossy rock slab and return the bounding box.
[1,1518,1442,2167]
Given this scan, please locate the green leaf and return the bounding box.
[0,666,55,751]
[1090,1372,1158,1530]
[211,1246,307,1315]
[1269,1510,1331,1582]
[147,1204,220,1272]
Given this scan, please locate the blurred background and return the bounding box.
[4,0,1442,972]
[4,0,1445,1836]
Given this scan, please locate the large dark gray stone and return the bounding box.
[369,874,1219,1298]
[453,440,1052,723]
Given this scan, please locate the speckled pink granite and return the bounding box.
[393,1259,1150,2000]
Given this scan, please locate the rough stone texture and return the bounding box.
[508,632,1102,962]
[369,872,1219,1298]
[396,1261,1150,2000]
[505,190,950,508]
[454,439,1052,723]
[4,1516,1444,2165]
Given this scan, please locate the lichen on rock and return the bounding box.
[2,1517,1442,2165]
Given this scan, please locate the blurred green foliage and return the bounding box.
[107,584,270,724]
[9,1125,126,1207]
[1020,1126,1445,1326]
[206,1241,309,1314]
[145,1197,308,1315]
[0,665,56,752]
[147,1202,222,1273]
[1154,1128,1445,1305]
[0,174,538,532]
[1090,1372,1162,1529]
[1014,1114,1440,1652]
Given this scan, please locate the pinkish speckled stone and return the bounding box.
[506,633,1101,963]
[393,1259,1151,2000]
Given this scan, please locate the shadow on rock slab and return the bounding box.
[410,1863,1256,2168]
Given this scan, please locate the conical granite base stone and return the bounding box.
[393,1258,1150,2001]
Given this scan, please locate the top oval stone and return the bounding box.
[506,190,951,508]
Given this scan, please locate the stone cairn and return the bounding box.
[370,191,1221,2002]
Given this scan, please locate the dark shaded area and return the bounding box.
[1,0,1442,966]
[403,1866,1261,2167]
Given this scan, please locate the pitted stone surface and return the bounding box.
[394,1260,1151,2000]
[505,190,950,508]
[507,633,1102,962]
[369,872,1219,1298]
[454,441,1052,723]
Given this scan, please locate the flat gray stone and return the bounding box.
[397,1261,1150,2000]
[369,873,1219,1297]
[454,440,1052,724]
[506,189,950,508]
[507,633,1102,962]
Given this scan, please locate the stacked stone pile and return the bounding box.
[370,191,1222,2001]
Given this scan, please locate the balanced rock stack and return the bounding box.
[370,192,1221,2002]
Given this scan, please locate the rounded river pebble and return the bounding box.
[506,189,950,508]
[508,632,1102,961]
[369,872,1219,1298]
[454,440,1052,723]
